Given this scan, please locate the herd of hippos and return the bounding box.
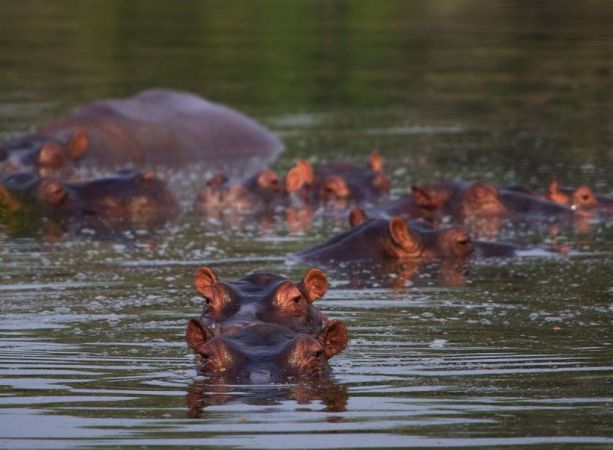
[1,89,611,383]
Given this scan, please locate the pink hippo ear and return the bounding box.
[368,150,383,172]
[38,142,65,169]
[389,216,420,253]
[348,207,368,228]
[300,268,328,302]
[39,178,68,206]
[411,185,435,209]
[194,266,219,300]
[318,320,349,359]
[67,130,88,161]
[285,160,313,193]
[186,318,215,352]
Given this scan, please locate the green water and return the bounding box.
[1,1,612,448]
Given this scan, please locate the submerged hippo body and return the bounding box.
[0,169,178,230]
[299,208,517,266]
[193,266,330,335]
[186,318,348,382]
[1,89,283,178]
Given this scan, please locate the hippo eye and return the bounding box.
[200,352,210,360]
[312,350,323,358]
[457,238,470,245]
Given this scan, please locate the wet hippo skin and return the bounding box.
[0,89,284,178]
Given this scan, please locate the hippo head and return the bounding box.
[316,152,390,207]
[455,181,507,219]
[546,178,597,212]
[194,266,330,333]
[186,319,348,381]
[0,172,44,213]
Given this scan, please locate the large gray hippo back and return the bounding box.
[42,89,284,179]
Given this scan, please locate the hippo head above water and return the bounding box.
[299,208,474,264]
[0,169,178,230]
[291,152,389,208]
[186,319,348,382]
[194,266,330,335]
[0,130,89,177]
[544,178,597,211]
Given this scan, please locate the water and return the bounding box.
[1,1,612,448]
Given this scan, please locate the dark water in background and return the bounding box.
[1,1,612,448]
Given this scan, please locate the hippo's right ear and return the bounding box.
[186,318,215,352]
[194,266,219,299]
[348,207,368,228]
[368,150,383,172]
[67,130,88,161]
[285,159,314,193]
[300,268,328,302]
[318,320,349,359]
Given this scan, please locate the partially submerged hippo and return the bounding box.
[0,169,178,230]
[0,89,283,178]
[193,266,330,335]
[299,208,517,265]
[186,318,348,382]
[289,152,390,208]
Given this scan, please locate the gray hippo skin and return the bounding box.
[1,89,284,178]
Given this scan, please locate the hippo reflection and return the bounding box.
[0,89,283,178]
[194,266,329,335]
[186,318,348,382]
[186,376,348,418]
[0,169,178,230]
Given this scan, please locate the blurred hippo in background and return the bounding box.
[186,318,348,383]
[0,169,178,231]
[193,266,330,335]
[0,89,284,179]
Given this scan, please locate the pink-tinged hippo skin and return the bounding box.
[289,152,390,208]
[0,89,284,178]
[0,169,178,231]
[298,208,518,266]
[185,318,348,383]
[193,266,330,336]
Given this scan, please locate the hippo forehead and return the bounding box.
[229,272,294,301]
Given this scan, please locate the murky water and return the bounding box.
[1,1,612,448]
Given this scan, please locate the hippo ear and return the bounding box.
[67,130,88,160]
[194,266,219,299]
[38,142,65,169]
[39,178,68,206]
[411,185,434,208]
[348,207,368,228]
[298,159,314,185]
[389,216,418,249]
[285,165,305,193]
[257,169,280,190]
[300,268,328,302]
[186,318,215,352]
[548,178,560,196]
[318,320,349,359]
[368,150,383,172]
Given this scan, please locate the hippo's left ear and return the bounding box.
[348,207,368,228]
[318,320,349,359]
[368,150,383,172]
[300,268,328,302]
[194,266,219,299]
[285,160,312,193]
[186,318,215,352]
[67,130,88,161]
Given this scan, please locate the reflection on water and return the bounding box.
[1,0,613,448]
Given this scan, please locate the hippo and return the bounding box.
[185,318,348,382]
[193,266,330,335]
[0,89,283,178]
[289,152,390,208]
[0,169,178,231]
[298,208,517,266]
